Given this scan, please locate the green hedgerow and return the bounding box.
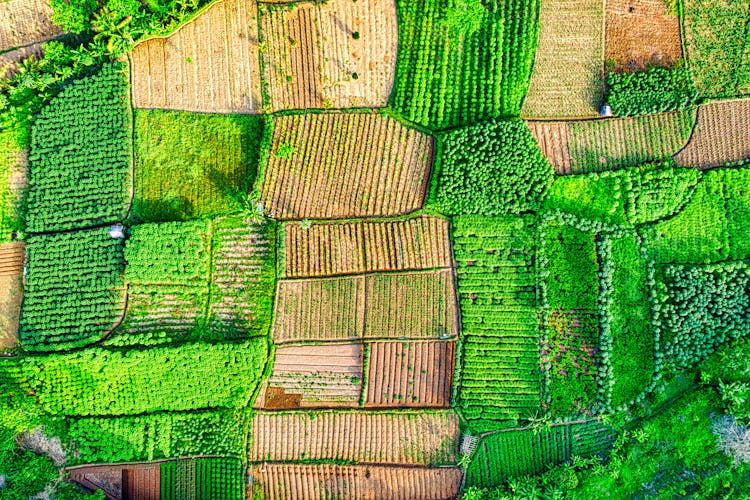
[606,66,697,116]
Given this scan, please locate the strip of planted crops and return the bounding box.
[675,99,750,168]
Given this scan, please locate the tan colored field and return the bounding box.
[271,270,459,343]
[259,0,397,111]
[256,344,363,409]
[250,410,460,465]
[0,0,60,52]
[527,122,573,174]
[282,216,452,278]
[259,113,433,219]
[675,99,750,169]
[252,464,462,500]
[0,242,23,350]
[130,0,262,113]
[605,0,682,71]
[365,341,455,408]
[68,462,161,500]
[522,0,604,119]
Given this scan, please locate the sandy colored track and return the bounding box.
[526,122,573,174]
[252,464,462,500]
[259,0,397,111]
[68,462,161,500]
[365,341,455,408]
[259,112,433,220]
[250,410,460,465]
[675,99,750,169]
[130,0,262,113]
[605,0,682,71]
[0,242,23,350]
[282,216,452,278]
[522,0,604,119]
[271,269,459,343]
[0,0,60,52]
[256,343,363,408]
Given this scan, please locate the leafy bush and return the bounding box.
[435,119,553,215]
[606,66,697,116]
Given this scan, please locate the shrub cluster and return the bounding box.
[606,67,697,116]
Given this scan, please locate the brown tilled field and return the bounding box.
[365,341,455,408]
[256,344,363,409]
[0,43,44,80]
[527,122,573,174]
[68,462,161,500]
[259,0,397,111]
[674,99,750,169]
[271,269,459,343]
[259,113,433,219]
[282,216,452,278]
[250,410,460,465]
[130,0,262,113]
[0,0,60,51]
[605,0,682,71]
[0,242,24,350]
[252,464,462,500]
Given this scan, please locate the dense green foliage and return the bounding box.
[702,338,750,423]
[654,261,750,374]
[19,227,125,350]
[453,216,541,431]
[435,119,553,215]
[605,67,697,116]
[67,410,245,463]
[724,168,750,261]
[160,458,244,500]
[391,0,540,129]
[25,63,131,233]
[682,0,750,98]
[540,224,600,416]
[133,110,264,222]
[0,126,26,242]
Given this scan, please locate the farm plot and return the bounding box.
[250,410,460,465]
[130,0,262,113]
[0,43,43,80]
[160,458,244,500]
[271,270,458,343]
[0,242,23,350]
[282,215,451,278]
[0,0,60,51]
[259,113,433,220]
[453,216,542,432]
[68,462,161,500]
[259,0,397,111]
[0,125,26,242]
[674,99,750,169]
[605,0,682,71]
[526,122,572,174]
[522,0,604,119]
[364,341,455,408]
[252,464,462,500]
[256,344,363,409]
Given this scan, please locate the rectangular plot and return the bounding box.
[0,0,60,51]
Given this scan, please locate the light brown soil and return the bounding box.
[260,112,433,219]
[250,410,460,465]
[0,242,23,350]
[675,99,750,169]
[365,341,455,408]
[0,0,60,52]
[130,0,262,113]
[605,0,682,71]
[527,122,572,174]
[282,216,452,278]
[256,343,363,408]
[67,463,161,500]
[252,464,462,500]
[259,0,397,111]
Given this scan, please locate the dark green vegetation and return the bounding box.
[133,110,265,222]
[19,227,124,350]
[605,67,697,116]
[391,0,540,129]
[160,458,244,500]
[434,119,553,215]
[0,126,25,242]
[25,63,131,233]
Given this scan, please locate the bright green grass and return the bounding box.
[0,126,26,242]
[133,110,264,222]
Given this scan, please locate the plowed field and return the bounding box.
[271,270,459,343]
[259,0,397,111]
[259,113,433,219]
[0,0,60,51]
[0,242,23,350]
[68,463,161,500]
[130,0,262,113]
[364,341,455,408]
[250,410,460,465]
[675,99,750,169]
[526,122,573,174]
[257,344,363,408]
[253,464,462,500]
[282,216,452,278]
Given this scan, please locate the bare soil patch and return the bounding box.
[67,462,161,500]
[0,0,60,52]
[0,242,23,350]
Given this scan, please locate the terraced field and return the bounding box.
[675,99,750,168]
